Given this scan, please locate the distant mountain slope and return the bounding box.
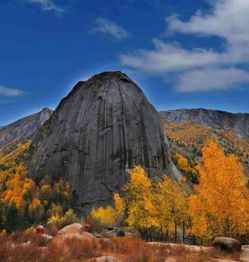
[160,108,249,139]
[162,119,249,183]
[0,108,53,148]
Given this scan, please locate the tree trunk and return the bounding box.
[182,222,185,243]
[174,220,177,243]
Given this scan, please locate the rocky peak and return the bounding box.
[30,71,177,214]
[0,108,53,148]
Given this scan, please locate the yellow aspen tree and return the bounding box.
[190,140,249,241]
[114,193,125,225]
[89,206,116,226]
[124,166,159,238]
[156,175,189,242]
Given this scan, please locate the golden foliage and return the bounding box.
[114,193,125,225]
[50,209,79,229]
[190,140,249,240]
[125,166,159,230]
[0,141,72,231]
[91,166,190,241]
[89,206,117,226]
[164,120,249,175]
[156,175,189,236]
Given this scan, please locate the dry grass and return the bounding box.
[0,232,240,262]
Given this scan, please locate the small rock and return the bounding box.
[41,234,53,242]
[125,232,137,238]
[20,241,31,247]
[116,230,125,237]
[89,256,122,262]
[164,256,186,262]
[83,222,92,232]
[36,225,45,235]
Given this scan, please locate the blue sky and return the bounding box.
[1,0,249,125]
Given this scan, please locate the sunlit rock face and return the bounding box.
[30,71,176,214]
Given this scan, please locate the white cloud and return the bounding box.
[120,0,249,91]
[168,0,249,45]
[26,0,65,13]
[0,85,24,97]
[93,18,130,40]
[167,0,249,63]
[120,39,225,73]
[176,68,249,92]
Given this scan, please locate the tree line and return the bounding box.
[89,140,249,244]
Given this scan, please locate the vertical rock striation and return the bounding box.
[30,71,176,214]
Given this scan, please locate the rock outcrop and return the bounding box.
[30,71,176,214]
[0,108,53,148]
[160,108,249,139]
[211,237,241,252]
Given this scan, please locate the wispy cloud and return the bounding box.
[26,0,65,13]
[120,39,224,73]
[176,68,249,92]
[0,85,24,97]
[93,18,131,40]
[120,0,249,91]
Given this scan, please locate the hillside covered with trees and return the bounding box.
[164,120,249,184]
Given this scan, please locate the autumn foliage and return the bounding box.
[190,140,249,241]
[1,136,249,246]
[89,166,190,242]
[0,141,75,232]
[90,140,249,244]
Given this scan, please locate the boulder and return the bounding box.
[57,223,84,235]
[55,232,97,242]
[52,231,99,251]
[54,224,98,246]
[211,237,241,252]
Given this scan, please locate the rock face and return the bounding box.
[30,71,176,214]
[160,108,249,139]
[0,108,53,148]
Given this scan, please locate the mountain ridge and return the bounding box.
[160,108,249,139]
[0,108,53,149]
